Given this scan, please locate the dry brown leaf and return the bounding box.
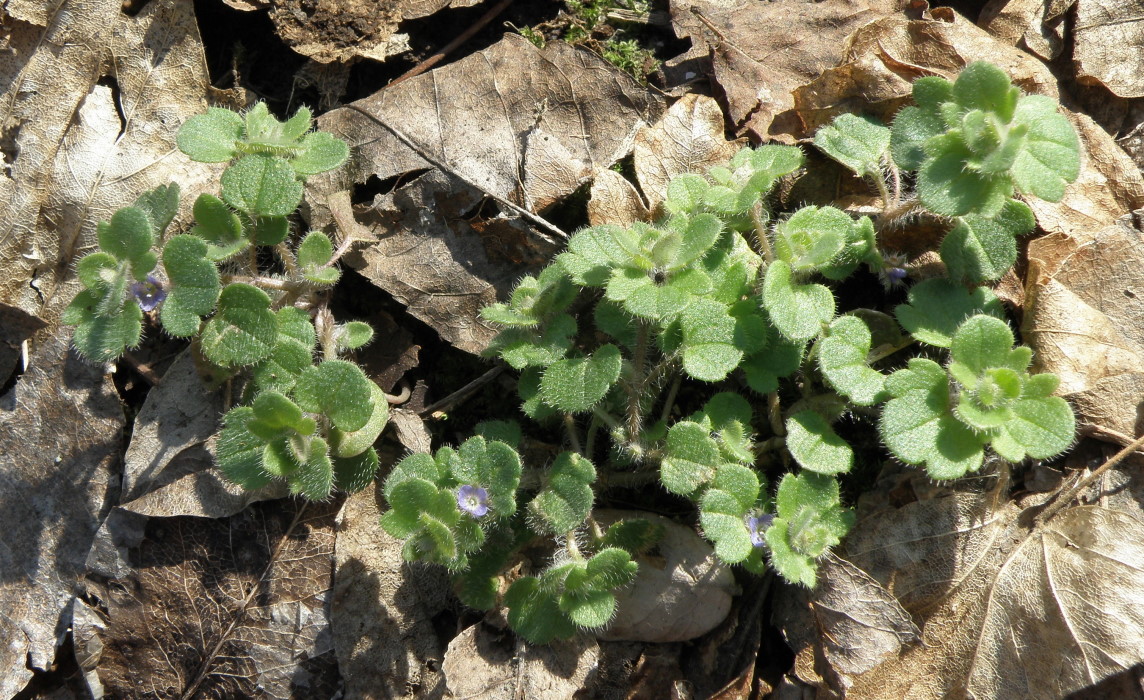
[835,478,1144,699]
[0,0,217,319]
[0,329,123,697]
[311,34,662,218]
[1074,0,1144,98]
[1024,216,1144,440]
[632,93,743,211]
[668,0,898,142]
[340,170,552,353]
[595,510,736,643]
[333,480,449,697]
[979,0,1074,60]
[1025,112,1144,238]
[588,169,651,227]
[774,553,920,693]
[442,623,600,699]
[88,501,340,698]
[793,8,1061,134]
[309,35,661,353]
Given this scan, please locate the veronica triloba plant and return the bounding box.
[66,102,386,499]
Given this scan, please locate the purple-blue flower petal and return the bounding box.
[457,484,489,517]
[130,275,167,311]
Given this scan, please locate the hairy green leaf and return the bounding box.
[200,283,277,367]
[762,260,835,341]
[785,410,853,475]
[895,278,1003,348]
[814,113,890,177]
[177,107,244,162]
[539,344,622,412]
[293,359,376,432]
[529,452,596,534]
[817,314,885,405]
[160,234,221,337]
[220,154,304,216]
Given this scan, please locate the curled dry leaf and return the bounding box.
[1073,0,1144,98]
[442,623,600,700]
[595,510,736,643]
[979,0,1073,61]
[588,169,651,227]
[332,476,450,697]
[668,0,898,142]
[87,502,340,698]
[0,329,123,697]
[633,93,744,211]
[834,476,1144,700]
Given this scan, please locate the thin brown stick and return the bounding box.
[388,0,515,89]
[1035,430,1144,526]
[419,365,505,416]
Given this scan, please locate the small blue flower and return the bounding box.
[746,513,774,548]
[456,484,489,518]
[130,275,167,312]
[878,251,910,291]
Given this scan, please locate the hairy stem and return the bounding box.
[564,413,584,456]
[750,201,775,264]
[626,321,650,442]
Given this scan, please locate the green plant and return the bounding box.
[374,61,1079,644]
[65,103,387,500]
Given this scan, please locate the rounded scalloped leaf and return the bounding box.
[880,389,985,479]
[951,314,1015,374]
[293,359,375,432]
[290,131,350,176]
[251,216,291,246]
[1004,395,1075,460]
[917,135,1012,218]
[558,225,639,286]
[76,253,119,290]
[895,278,1003,348]
[680,298,742,382]
[772,206,850,272]
[942,199,1033,283]
[890,104,944,171]
[98,207,155,268]
[216,406,272,490]
[177,107,244,162]
[336,321,374,352]
[191,193,248,261]
[762,260,835,341]
[529,451,596,534]
[220,154,304,216]
[67,292,143,362]
[329,380,389,458]
[699,495,754,563]
[332,447,380,493]
[297,231,340,284]
[289,436,334,500]
[817,314,885,406]
[765,519,817,587]
[1010,95,1080,202]
[660,421,721,496]
[539,344,622,412]
[814,113,891,177]
[200,283,277,367]
[785,410,854,475]
[160,234,221,337]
